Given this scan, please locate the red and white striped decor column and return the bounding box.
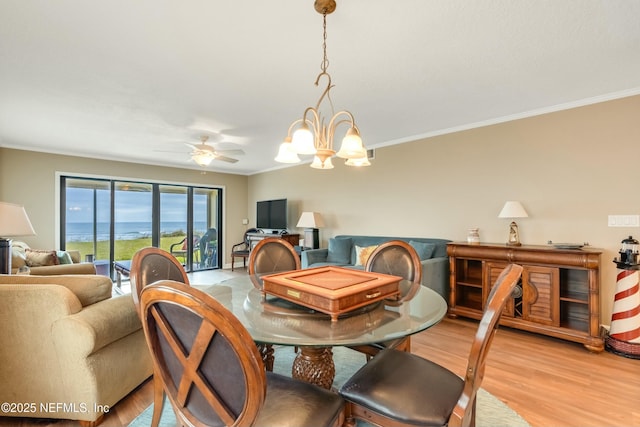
[606,268,640,358]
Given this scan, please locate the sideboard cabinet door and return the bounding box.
[522,265,560,326]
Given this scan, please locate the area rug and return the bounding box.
[129,346,529,427]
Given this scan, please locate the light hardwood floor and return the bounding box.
[1,269,639,427]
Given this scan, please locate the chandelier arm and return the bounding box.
[313,72,336,113]
[326,110,356,132]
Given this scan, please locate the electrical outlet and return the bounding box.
[242,218,249,225]
[608,215,640,227]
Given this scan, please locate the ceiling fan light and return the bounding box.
[193,152,214,167]
[274,139,301,163]
[336,127,365,158]
[292,124,316,155]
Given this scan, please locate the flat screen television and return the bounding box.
[256,198,287,231]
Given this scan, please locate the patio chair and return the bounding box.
[199,228,218,268]
[169,235,200,266]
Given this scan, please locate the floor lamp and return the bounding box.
[296,212,325,249]
[0,202,36,274]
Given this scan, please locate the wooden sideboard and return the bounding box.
[447,242,604,352]
[246,232,300,251]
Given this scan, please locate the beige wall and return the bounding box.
[0,149,248,266]
[2,95,638,324]
[248,94,640,325]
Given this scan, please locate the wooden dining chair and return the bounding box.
[248,237,301,370]
[349,240,422,360]
[130,246,190,314]
[248,237,300,275]
[339,263,523,427]
[139,280,345,427]
[129,246,190,427]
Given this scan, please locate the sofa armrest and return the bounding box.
[29,262,97,276]
[301,248,329,268]
[53,295,141,356]
[0,274,112,306]
[420,257,450,302]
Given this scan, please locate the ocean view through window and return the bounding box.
[60,176,223,279]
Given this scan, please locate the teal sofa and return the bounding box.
[301,235,451,301]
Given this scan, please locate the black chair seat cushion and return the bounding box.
[233,249,250,256]
[256,372,344,427]
[339,349,464,426]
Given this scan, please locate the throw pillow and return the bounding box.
[25,249,60,267]
[57,250,74,265]
[11,246,27,269]
[409,240,436,260]
[326,238,352,264]
[354,245,379,267]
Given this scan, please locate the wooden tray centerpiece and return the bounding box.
[261,266,402,322]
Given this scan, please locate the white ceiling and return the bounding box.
[1,1,640,176]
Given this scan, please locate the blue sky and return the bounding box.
[66,188,207,223]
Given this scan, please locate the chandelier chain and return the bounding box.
[314,9,335,117]
[321,10,329,73]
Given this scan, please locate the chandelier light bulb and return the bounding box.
[336,127,365,159]
[311,155,334,169]
[292,123,316,155]
[345,155,371,167]
[274,138,301,163]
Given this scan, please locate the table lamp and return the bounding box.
[0,202,36,274]
[296,212,325,249]
[498,201,528,246]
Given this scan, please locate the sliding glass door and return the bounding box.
[114,182,153,264]
[60,176,223,278]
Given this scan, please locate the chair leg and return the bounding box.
[151,374,165,427]
[231,256,235,272]
[258,343,274,371]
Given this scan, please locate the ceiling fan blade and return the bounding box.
[214,155,239,163]
[215,149,245,156]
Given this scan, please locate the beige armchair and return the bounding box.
[0,274,153,426]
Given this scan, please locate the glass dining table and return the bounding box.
[196,272,448,389]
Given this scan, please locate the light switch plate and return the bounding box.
[608,215,640,227]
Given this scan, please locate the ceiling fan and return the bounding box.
[187,135,244,166]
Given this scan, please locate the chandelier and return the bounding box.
[275,0,370,169]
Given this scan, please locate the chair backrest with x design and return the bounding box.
[248,237,300,275]
[140,280,267,426]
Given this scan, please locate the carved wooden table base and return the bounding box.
[292,346,335,390]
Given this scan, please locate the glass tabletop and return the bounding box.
[198,273,448,347]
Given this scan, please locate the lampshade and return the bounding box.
[0,202,36,237]
[345,155,371,167]
[310,156,334,169]
[498,201,528,219]
[274,138,301,163]
[296,212,325,229]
